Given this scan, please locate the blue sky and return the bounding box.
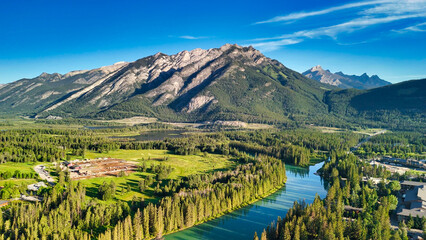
[0,0,425,84]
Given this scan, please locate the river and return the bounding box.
[165,161,328,240]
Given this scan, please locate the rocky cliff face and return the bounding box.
[303,65,390,89]
[0,44,329,122]
[0,62,127,113]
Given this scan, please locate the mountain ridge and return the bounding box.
[303,65,391,89]
[0,44,330,123]
[0,44,424,130]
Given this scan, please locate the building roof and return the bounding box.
[401,181,426,187]
[405,185,426,202]
[0,200,9,205]
[410,201,424,209]
[27,181,48,191]
[397,208,426,218]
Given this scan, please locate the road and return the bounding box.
[352,129,387,152]
[34,165,55,184]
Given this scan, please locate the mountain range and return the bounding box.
[303,65,391,89]
[0,44,424,129]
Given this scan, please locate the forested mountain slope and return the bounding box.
[0,44,424,129]
[0,44,331,123]
[325,79,425,129]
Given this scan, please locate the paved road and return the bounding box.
[390,224,423,239]
[352,129,387,151]
[34,165,55,184]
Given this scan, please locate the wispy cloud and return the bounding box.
[251,39,303,52]
[178,35,208,40]
[255,0,388,24]
[394,22,426,33]
[250,0,426,51]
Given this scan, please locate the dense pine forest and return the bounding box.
[0,125,364,239]
[1,155,286,239]
[355,132,425,159]
[1,121,424,239]
[255,150,426,240]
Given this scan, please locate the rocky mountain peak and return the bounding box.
[303,66,390,89]
[39,72,50,77]
[1,44,312,119]
[311,65,324,72]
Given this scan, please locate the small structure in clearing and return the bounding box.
[27,182,48,192]
[64,158,138,180]
[0,200,9,208]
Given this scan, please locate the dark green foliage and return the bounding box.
[152,164,173,180]
[97,155,287,239]
[0,180,131,239]
[325,79,426,131]
[259,153,405,240]
[355,131,425,159]
[98,181,117,201]
[0,170,36,180]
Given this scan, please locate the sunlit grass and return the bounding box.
[75,149,236,202]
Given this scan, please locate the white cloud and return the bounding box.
[179,35,207,40]
[362,0,426,15]
[255,0,389,24]
[395,22,426,32]
[251,39,302,52]
[250,0,426,51]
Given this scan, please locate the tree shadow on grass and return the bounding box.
[85,183,101,199]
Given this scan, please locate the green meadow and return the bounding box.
[0,162,39,174]
[75,149,236,202]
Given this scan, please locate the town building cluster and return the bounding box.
[397,181,426,221]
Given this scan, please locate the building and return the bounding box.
[382,156,426,170]
[400,181,426,190]
[27,182,48,192]
[397,182,426,221]
[0,200,9,207]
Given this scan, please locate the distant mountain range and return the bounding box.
[0,44,424,129]
[303,65,391,89]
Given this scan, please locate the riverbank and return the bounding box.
[161,180,287,238]
[165,162,326,240]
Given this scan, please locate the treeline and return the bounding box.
[0,129,117,163]
[256,152,410,240]
[0,182,28,199]
[0,174,132,240]
[0,128,360,167]
[35,118,124,126]
[0,170,36,180]
[356,132,425,159]
[225,130,361,166]
[0,154,286,239]
[97,155,286,239]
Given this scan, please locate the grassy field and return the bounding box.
[76,149,236,202]
[0,118,84,130]
[309,125,346,133]
[0,178,37,186]
[353,128,385,136]
[83,149,235,178]
[0,162,40,174]
[0,162,41,188]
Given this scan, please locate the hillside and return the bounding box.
[325,79,426,129]
[303,65,390,89]
[0,62,128,114]
[0,44,332,123]
[0,44,424,130]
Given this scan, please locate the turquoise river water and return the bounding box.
[165,162,328,240]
